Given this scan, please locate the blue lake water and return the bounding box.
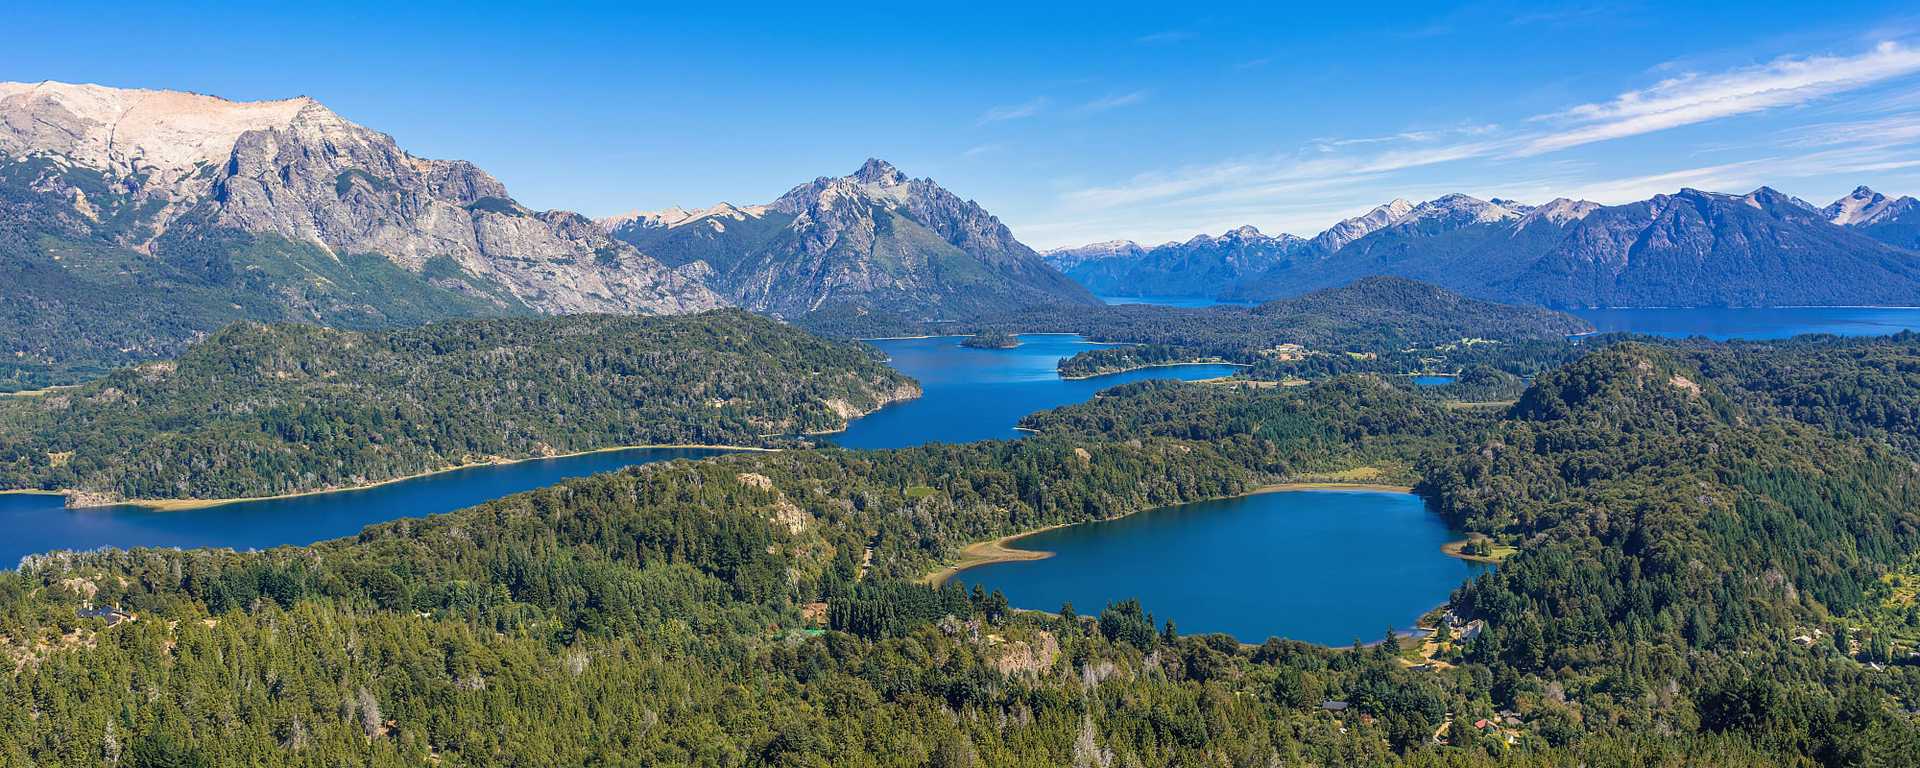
[1571,306,1920,340]
[0,447,727,568]
[957,489,1482,644]
[832,335,1239,449]
[7,334,1231,565]
[1411,375,1457,387]
[1098,295,1256,308]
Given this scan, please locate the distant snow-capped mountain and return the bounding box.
[1047,185,1920,308]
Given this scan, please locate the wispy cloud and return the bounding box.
[1519,41,1920,155]
[1137,29,1195,45]
[976,97,1049,125]
[1033,38,1920,246]
[1079,91,1150,114]
[962,143,1003,158]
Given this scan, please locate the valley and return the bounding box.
[8,21,1920,764]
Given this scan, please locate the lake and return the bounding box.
[7,334,1232,566]
[1570,306,1920,340]
[832,334,1239,449]
[0,447,728,568]
[956,489,1482,644]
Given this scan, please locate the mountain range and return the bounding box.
[0,82,1091,384]
[602,158,1098,321]
[1048,187,1920,308]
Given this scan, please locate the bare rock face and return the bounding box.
[615,158,1098,321]
[0,80,720,316]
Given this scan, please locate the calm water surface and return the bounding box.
[1,447,727,568]
[1571,306,1920,340]
[959,489,1482,644]
[10,334,1229,565]
[832,335,1237,449]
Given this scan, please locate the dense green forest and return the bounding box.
[0,311,915,502]
[0,160,529,391]
[807,277,1593,380]
[5,336,1920,765]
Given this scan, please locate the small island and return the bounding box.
[960,331,1021,349]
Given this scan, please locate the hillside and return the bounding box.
[0,81,721,388]
[0,310,916,502]
[1229,187,1920,307]
[1047,186,1920,308]
[973,277,1593,378]
[7,337,1920,764]
[1042,225,1307,298]
[605,159,1099,323]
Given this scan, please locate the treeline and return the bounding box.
[0,310,916,501]
[7,336,1920,765]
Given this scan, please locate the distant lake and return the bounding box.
[1098,295,1256,309]
[958,489,1482,644]
[0,447,728,568]
[1411,375,1457,387]
[1571,306,1920,340]
[833,335,1239,449]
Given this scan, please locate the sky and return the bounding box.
[7,1,1920,249]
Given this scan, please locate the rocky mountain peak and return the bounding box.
[1824,185,1913,226]
[1,80,722,317]
[852,157,908,187]
[1520,198,1602,226]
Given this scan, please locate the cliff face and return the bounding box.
[0,81,719,314]
[608,158,1099,321]
[0,81,721,381]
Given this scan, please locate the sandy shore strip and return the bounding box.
[30,443,776,512]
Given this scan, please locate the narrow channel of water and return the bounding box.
[1,447,728,568]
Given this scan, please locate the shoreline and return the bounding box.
[1059,360,1250,381]
[26,443,777,512]
[924,480,1419,585]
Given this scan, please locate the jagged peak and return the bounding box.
[1824,184,1914,226]
[1520,197,1602,226]
[852,157,908,186]
[0,80,335,175]
[598,202,767,232]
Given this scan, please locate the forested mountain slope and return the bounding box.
[0,81,720,389]
[0,310,915,502]
[998,277,1593,378]
[6,343,1920,764]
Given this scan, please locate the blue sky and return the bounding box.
[8,1,1920,248]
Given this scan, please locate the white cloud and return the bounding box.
[1519,41,1920,155]
[1079,91,1149,114]
[976,97,1049,125]
[1023,38,1920,246]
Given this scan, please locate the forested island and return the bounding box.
[959,331,1021,349]
[0,310,917,504]
[809,277,1595,380]
[5,333,1919,765]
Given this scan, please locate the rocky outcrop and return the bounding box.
[1,80,720,317]
[1227,187,1920,307]
[607,158,1099,322]
[1827,186,1920,250]
[1043,225,1307,297]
